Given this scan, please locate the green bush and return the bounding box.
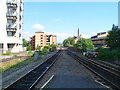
[36,45,41,51]
[43,48,49,53]
[0,67,4,73]
[38,51,46,58]
[28,51,34,56]
[96,48,109,52]
[13,54,18,57]
[96,48,120,61]
[27,44,32,51]
[4,51,11,55]
[42,46,50,53]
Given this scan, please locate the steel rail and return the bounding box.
[67,50,120,90]
[89,58,120,72]
[71,51,120,76]
[85,59,120,77]
[4,50,61,90]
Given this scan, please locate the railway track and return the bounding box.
[67,50,120,90]
[85,57,120,77]
[90,58,120,72]
[4,50,61,90]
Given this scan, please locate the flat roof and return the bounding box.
[35,32,44,33]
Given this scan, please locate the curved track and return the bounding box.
[67,50,120,90]
[4,50,61,90]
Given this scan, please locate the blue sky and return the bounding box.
[23,2,118,43]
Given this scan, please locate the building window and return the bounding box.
[19,24,21,29]
[19,33,21,37]
[19,15,22,21]
[7,20,13,23]
[7,31,15,36]
[0,44,3,48]
[7,8,13,13]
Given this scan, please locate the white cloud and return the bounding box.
[33,24,44,30]
[55,18,61,22]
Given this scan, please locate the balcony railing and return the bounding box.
[6,12,17,20]
[6,0,17,8]
[7,12,17,16]
[6,23,17,31]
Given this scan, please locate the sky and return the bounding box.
[23,2,118,43]
[24,0,119,2]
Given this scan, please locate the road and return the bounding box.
[35,50,108,89]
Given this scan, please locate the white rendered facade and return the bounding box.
[0,0,24,54]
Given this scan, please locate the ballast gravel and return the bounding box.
[35,50,107,89]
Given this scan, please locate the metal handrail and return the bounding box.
[6,12,17,17]
[6,0,17,4]
[6,23,17,30]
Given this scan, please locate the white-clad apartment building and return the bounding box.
[0,0,24,54]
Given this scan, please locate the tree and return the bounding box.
[36,45,41,51]
[50,44,58,48]
[85,39,95,49]
[22,38,28,47]
[43,46,50,50]
[63,39,70,47]
[42,46,50,53]
[27,44,32,51]
[63,37,75,47]
[74,38,94,51]
[105,24,120,49]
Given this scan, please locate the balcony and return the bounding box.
[6,0,17,8]
[6,23,17,31]
[6,12,17,20]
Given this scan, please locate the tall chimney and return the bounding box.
[78,28,80,39]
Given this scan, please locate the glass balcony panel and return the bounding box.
[7,0,17,4]
[6,23,17,31]
[7,12,17,17]
[7,0,17,8]
[6,12,17,20]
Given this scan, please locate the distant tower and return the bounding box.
[78,28,80,39]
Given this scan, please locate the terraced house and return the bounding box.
[0,0,24,54]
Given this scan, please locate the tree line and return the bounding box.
[63,37,95,51]
[97,24,120,61]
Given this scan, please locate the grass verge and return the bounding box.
[0,57,35,73]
